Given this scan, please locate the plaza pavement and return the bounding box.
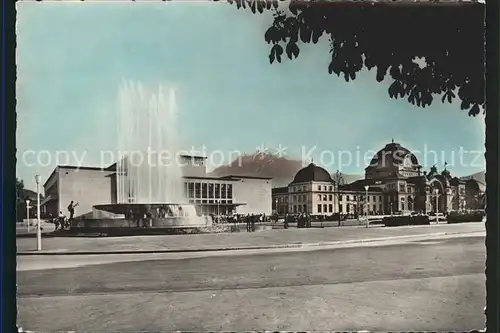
[16,222,484,254]
[15,221,55,236]
[17,235,485,331]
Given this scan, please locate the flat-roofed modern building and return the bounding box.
[42,154,272,218]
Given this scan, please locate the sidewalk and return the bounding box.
[16,222,484,255]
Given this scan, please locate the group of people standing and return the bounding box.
[53,200,78,231]
[243,213,263,232]
[283,212,312,229]
[210,213,269,225]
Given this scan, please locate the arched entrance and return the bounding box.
[429,179,445,213]
[407,195,415,211]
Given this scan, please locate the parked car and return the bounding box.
[429,212,445,221]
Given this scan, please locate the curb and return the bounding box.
[16,231,484,256]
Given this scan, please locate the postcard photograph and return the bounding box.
[15,1,486,331]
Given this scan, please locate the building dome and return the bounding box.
[367,141,420,169]
[290,163,333,184]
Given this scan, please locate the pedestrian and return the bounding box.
[246,214,251,232]
[54,215,60,231]
[145,210,152,228]
[284,213,289,229]
[58,211,66,230]
[67,201,79,222]
[251,214,256,232]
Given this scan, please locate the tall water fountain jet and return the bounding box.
[113,80,197,218]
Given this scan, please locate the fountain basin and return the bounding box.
[71,216,212,229]
[67,222,234,237]
[67,202,216,236]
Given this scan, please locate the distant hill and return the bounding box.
[209,152,363,187]
[341,173,364,184]
[460,170,486,184]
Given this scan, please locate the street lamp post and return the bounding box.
[275,198,278,214]
[334,170,344,227]
[364,185,369,228]
[25,199,31,232]
[434,188,439,223]
[217,199,220,216]
[35,175,42,251]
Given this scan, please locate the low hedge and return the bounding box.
[447,212,484,223]
[383,215,430,227]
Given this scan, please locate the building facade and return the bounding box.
[42,155,272,218]
[271,141,485,216]
[272,163,383,216]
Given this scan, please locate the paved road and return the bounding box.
[16,222,484,253]
[17,236,485,331]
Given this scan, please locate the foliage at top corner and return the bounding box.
[16,178,25,202]
[219,0,485,116]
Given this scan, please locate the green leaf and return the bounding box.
[447,90,455,103]
[299,26,312,43]
[257,2,264,14]
[286,42,295,59]
[388,81,399,98]
[227,1,485,116]
[468,104,480,116]
[264,26,277,43]
[311,29,323,44]
[269,44,283,64]
[460,100,471,110]
[285,42,300,59]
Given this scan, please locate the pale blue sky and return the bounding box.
[16,2,485,190]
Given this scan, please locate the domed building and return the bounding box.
[273,162,385,216]
[290,163,334,184]
[272,140,485,216]
[286,163,335,214]
[346,140,474,214]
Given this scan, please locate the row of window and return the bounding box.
[188,199,233,204]
[277,191,463,205]
[185,182,233,200]
[338,204,384,214]
[286,194,384,203]
[290,203,385,214]
[290,185,335,193]
[292,194,308,203]
[275,196,288,203]
[291,204,335,214]
[317,204,334,213]
[317,185,333,192]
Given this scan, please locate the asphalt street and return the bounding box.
[17,236,485,331]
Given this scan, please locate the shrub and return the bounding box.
[383,215,430,227]
[447,212,483,223]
